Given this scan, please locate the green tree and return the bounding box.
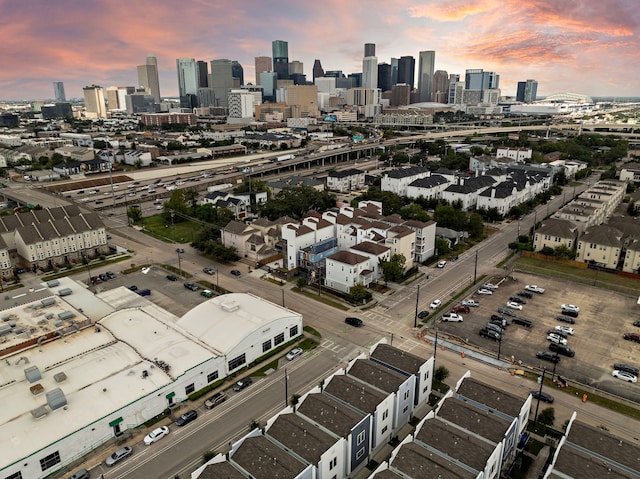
[348,283,372,304]
[183,188,199,214]
[467,213,485,239]
[434,365,450,383]
[379,254,406,282]
[163,190,190,222]
[436,237,451,256]
[553,244,575,260]
[399,203,430,222]
[127,206,142,223]
[296,277,308,289]
[537,407,555,427]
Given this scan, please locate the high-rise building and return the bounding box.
[284,84,318,117]
[312,59,324,82]
[176,58,199,98]
[390,84,411,107]
[227,89,255,124]
[390,58,399,86]
[348,73,362,88]
[209,59,235,108]
[516,79,538,102]
[41,103,73,119]
[82,85,107,119]
[231,61,244,86]
[254,56,272,85]
[289,61,303,75]
[137,54,161,104]
[448,74,460,104]
[272,40,289,80]
[464,69,499,90]
[197,61,209,88]
[377,63,392,92]
[397,56,415,89]
[260,72,278,102]
[53,82,66,102]
[417,51,435,102]
[362,43,378,90]
[432,70,449,104]
[125,89,157,114]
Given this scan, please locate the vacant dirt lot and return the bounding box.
[436,272,640,402]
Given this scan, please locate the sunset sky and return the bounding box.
[1,0,638,101]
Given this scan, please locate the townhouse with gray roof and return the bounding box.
[405,174,449,201]
[230,433,311,478]
[381,167,430,196]
[533,218,579,252]
[575,224,624,269]
[327,168,365,193]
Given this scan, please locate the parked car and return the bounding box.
[525,285,545,294]
[483,283,499,290]
[506,301,523,310]
[561,308,579,318]
[490,314,505,322]
[176,410,198,427]
[166,274,177,281]
[555,326,575,335]
[442,313,463,322]
[201,289,213,298]
[429,299,442,309]
[233,377,253,391]
[203,267,215,275]
[613,363,640,376]
[479,328,501,340]
[556,315,576,324]
[204,392,227,409]
[530,391,555,403]
[452,305,470,314]
[517,291,533,299]
[536,351,561,363]
[144,426,169,445]
[345,316,364,327]
[485,322,504,334]
[230,269,241,276]
[509,296,526,304]
[498,307,517,317]
[477,288,493,295]
[141,267,151,274]
[512,316,533,327]
[561,304,579,313]
[437,260,447,268]
[549,343,575,357]
[547,333,568,345]
[68,469,90,479]
[623,332,640,343]
[633,320,640,327]
[128,285,138,291]
[176,248,185,253]
[106,271,116,279]
[105,446,132,466]
[98,273,109,282]
[137,289,151,297]
[612,370,638,383]
[418,310,429,319]
[184,282,199,291]
[286,347,303,360]
[449,255,459,261]
[462,299,479,307]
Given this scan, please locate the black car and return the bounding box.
[106,271,116,279]
[479,328,501,341]
[549,343,575,357]
[509,296,526,304]
[547,329,567,338]
[418,310,429,319]
[517,291,533,299]
[498,307,517,317]
[613,363,640,376]
[536,351,561,363]
[184,282,199,291]
[634,321,640,327]
[176,247,185,253]
[490,314,505,322]
[233,377,253,391]
[128,285,138,291]
[512,316,532,327]
[166,274,177,281]
[556,315,576,324]
[98,273,109,282]
[175,409,198,426]
[345,317,364,327]
[137,288,151,297]
[530,390,554,403]
[230,269,241,276]
[561,308,579,318]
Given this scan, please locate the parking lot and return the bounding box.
[435,272,640,401]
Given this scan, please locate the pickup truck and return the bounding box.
[512,316,533,328]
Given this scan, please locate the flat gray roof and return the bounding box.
[455,377,525,418]
[297,393,364,438]
[348,359,407,393]
[370,343,426,375]
[197,461,246,479]
[267,413,336,464]
[324,374,387,414]
[391,442,476,479]
[549,444,634,479]
[232,435,306,478]
[437,397,511,444]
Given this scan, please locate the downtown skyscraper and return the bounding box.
[417,50,435,102]
[53,81,66,102]
[362,43,378,90]
[272,40,289,80]
[137,54,161,104]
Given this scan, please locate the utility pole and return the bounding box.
[534,368,547,423]
[284,368,289,407]
[414,284,420,328]
[473,251,478,284]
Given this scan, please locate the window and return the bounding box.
[228,353,246,371]
[381,425,388,434]
[4,472,23,479]
[355,447,365,460]
[39,451,61,471]
[289,325,298,337]
[274,332,285,346]
[185,383,195,395]
[262,340,272,353]
[356,430,366,445]
[382,409,388,420]
[329,457,337,470]
[403,390,410,400]
[402,405,409,413]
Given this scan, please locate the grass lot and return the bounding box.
[138,214,201,244]
[292,287,350,311]
[515,256,639,296]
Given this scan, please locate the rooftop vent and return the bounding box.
[57,311,75,321]
[24,365,42,383]
[54,372,67,383]
[31,405,49,419]
[46,280,60,288]
[41,298,56,307]
[46,388,67,410]
[220,299,240,312]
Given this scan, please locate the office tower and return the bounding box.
[432,70,449,103]
[284,84,318,117]
[362,43,378,90]
[272,40,289,80]
[106,86,119,110]
[324,70,343,78]
[83,85,107,118]
[197,61,208,88]
[255,56,272,85]
[315,77,336,94]
[53,81,66,102]
[417,50,435,102]
[390,58,399,86]
[516,79,538,102]
[260,72,278,102]
[448,74,460,104]
[348,73,362,88]
[390,84,411,107]
[227,90,254,124]
[41,103,73,119]
[377,63,392,92]
[209,59,235,108]
[312,59,324,82]
[176,58,199,97]
[289,60,303,75]
[137,54,161,103]
[125,89,157,114]
[231,61,244,86]
[464,69,499,90]
[397,56,415,89]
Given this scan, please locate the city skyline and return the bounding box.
[0,0,638,101]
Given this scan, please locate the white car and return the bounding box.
[506,301,523,310]
[286,348,303,361]
[462,299,480,307]
[430,299,442,309]
[477,288,493,295]
[612,370,638,383]
[555,326,575,335]
[143,426,169,445]
[525,285,545,294]
[442,313,463,322]
[141,267,151,274]
[547,333,568,345]
[483,283,499,290]
[437,261,447,268]
[561,304,579,313]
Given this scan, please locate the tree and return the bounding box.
[434,365,450,383]
[183,188,199,214]
[127,206,142,223]
[399,203,430,222]
[348,283,372,304]
[554,171,567,186]
[467,213,485,239]
[553,244,575,260]
[379,254,406,282]
[436,237,451,256]
[259,186,336,220]
[537,407,555,427]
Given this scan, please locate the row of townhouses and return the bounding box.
[0,205,108,277]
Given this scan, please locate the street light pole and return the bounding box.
[534,368,547,423]
[177,250,182,276]
[414,284,420,328]
[473,251,478,284]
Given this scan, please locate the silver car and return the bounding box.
[105,446,132,466]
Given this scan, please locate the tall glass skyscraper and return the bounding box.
[272,40,289,80]
[53,82,66,102]
[417,51,435,102]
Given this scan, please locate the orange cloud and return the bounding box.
[408,1,492,22]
